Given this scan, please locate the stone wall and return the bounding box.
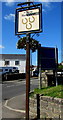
[41,72,48,87]
[29,95,63,119]
[41,72,63,87]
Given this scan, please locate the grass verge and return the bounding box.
[30,85,63,99]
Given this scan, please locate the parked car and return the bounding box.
[57,72,63,75]
[0,67,19,80]
[0,67,19,74]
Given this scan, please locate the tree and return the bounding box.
[16,37,39,52]
[58,64,63,71]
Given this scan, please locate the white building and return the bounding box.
[0,54,26,73]
[61,61,63,65]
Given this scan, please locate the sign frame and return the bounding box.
[15,4,42,35]
[38,47,58,70]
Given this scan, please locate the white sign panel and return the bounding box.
[18,8,40,32]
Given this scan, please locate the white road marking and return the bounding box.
[3,79,38,88]
[4,94,26,113]
[4,96,35,115]
[3,81,25,88]
[4,100,25,113]
[7,85,15,88]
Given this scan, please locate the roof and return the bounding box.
[0,54,26,60]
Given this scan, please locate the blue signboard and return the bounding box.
[38,47,58,70]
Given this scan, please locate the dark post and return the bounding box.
[37,44,41,75]
[55,47,58,86]
[38,44,42,89]
[37,94,40,119]
[26,1,30,119]
[26,34,30,120]
[37,44,41,119]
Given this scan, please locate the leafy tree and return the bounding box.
[17,37,39,52]
[58,64,63,71]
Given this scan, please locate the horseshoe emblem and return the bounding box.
[22,16,35,30]
[26,23,32,29]
[22,18,28,24]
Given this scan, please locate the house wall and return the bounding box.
[0,55,26,73]
[0,60,4,66]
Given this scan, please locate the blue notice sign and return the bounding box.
[38,47,58,70]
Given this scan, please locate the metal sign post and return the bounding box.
[39,66,42,89]
[37,94,40,120]
[55,47,58,86]
[38,44,42,89]
[37,44,41,119]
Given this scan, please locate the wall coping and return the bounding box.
[30,95,63,105]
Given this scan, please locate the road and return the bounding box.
[2,78,39,119]
[2,78,39,100]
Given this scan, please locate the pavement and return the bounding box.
[2,94,25,118]
[3,93,36,119]
[4,94,26,112]
[3,91,63,120]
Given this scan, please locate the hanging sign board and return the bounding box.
[15,4,42,35]
[38,47,58,70]
[18,9,39,32]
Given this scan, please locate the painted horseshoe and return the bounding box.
[29,16,35,23]
[26,23,32,29]
[22,18,28,24]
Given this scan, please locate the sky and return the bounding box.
[0,0,62,65]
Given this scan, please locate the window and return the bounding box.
[5,69,8,71]
[13,67,16,69]
[5,61,9,65]
[15,61,19,65]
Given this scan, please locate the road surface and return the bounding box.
[2,78,39,119]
